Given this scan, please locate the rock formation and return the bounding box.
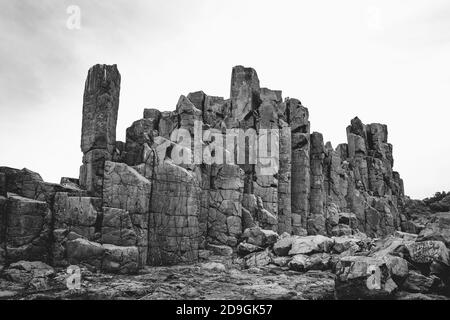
[3,64,450,300]
[0,64,406,269]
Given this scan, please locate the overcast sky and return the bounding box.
[0,0,449,199]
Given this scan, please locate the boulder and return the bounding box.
[271,256,292,267]
[273,236,296,256]
[102,244,139,274]
[332,236,362,254]
[382,255,409,284]
[288,235,334,255]
[401,270,442,293]
[3,261,54,288]
[3,194,51,263]
[206,244,233,257]
[237,242,263,256]
[66,238,105,269]
[417,213,450,247]
[288,253,331,272]
[404,241,449,266]
[244,250,272,268]
[335,256,398,299]
[51,228,83,266]
[242,227,279,248]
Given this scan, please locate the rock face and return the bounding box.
[1,194,51,264]
[0,64,412,279]
[80,64,121,196]
[207,165,244,247]
[147,162,200,266]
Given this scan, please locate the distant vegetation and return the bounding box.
[424,191,450,212]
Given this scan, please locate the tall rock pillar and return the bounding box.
[254,88,281,223]
[289,99,310,235]
[308,132,326,235]
[79,64,121,196]
[230,66,260,195]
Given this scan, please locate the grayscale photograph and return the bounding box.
[0,0,449,310]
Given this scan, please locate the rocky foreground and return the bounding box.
[1,64,449,299]
[1,221,450,300]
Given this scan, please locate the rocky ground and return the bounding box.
[2,206,450,300]
[0,260,335,300]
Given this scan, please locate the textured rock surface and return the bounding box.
[54,192,101,240]
[147,162,200,266]
[80,64,121,196]
[3,63,449,300]
[335,255,398,299]
[1,194,51,264]
[2,261,54,290]
[207,165,244,247]
[289,99,310,235]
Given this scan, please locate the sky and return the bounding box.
[0,0,449,199]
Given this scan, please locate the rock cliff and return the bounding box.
[2,64,449,300]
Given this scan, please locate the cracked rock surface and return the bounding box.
[1,64,449,300]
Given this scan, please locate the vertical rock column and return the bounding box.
[346,117,369,191]
[289,99,310,235]
[80,64,121,196]
[276,98,291,234]
[230,66,260,194]
[207,164,244,247]
[308,132,326,235]
[254,88,280,222]
[323,142,348,210]
[366,123,392,197]
[277,118,292,234]
[176,95,203,168]
[148,162,200,265]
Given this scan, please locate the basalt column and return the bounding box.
[308,132,326,235]
[80,64,121,196]
[366,123,392,197]
[289,99,310,235]
[230,66,260,195]
[346,117,369,191]
[254,88,281,226]
[147,162,201,266]
[277,98,292,234]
